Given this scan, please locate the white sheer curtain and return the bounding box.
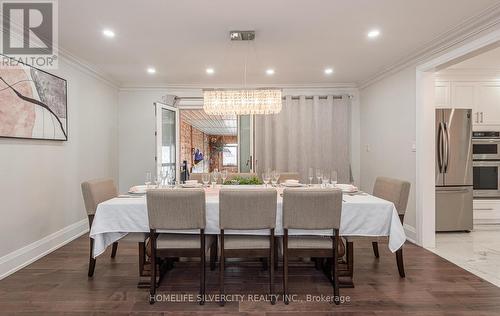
[255,95,351,183]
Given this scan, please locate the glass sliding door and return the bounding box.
[155,102,180,181]
[238,115,254,172]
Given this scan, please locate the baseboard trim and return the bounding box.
[0,218,89,280]
[403,223,417,244]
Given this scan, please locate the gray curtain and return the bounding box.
[254,95,351,183]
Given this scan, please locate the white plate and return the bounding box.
[128,185,147,194]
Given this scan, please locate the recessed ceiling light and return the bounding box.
[266,69,275,75]
[147,67,156,74]
[367,29,380,39]
[102,29,115,38]
[206,68,215,75]
[324,68,334,75]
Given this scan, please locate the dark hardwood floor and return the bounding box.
[1,236,500,315]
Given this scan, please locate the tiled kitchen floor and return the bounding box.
[429,224,500,287]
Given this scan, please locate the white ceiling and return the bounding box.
[448,46,500,69]
[58,0,500,86]
[181,110,237,136]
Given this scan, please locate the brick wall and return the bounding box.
[209,135,238,173]
[180,121,209,172]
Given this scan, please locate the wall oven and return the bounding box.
[472,131,500,160]
[473,160,500,198]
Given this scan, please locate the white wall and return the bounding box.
[360,66,417,232]
[118,87,361,193]
[0,59,118,278]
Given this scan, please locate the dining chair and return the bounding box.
[146,188,216,305]
[81,178,146,277]
[278,172,300,183]
[370,176,411,277]
[218,188,277,306]
[282,188,343,305]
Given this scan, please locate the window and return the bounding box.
[223,143,237,167]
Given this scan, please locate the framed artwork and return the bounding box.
[0,54,68,141]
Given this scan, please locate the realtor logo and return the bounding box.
[1,0,58,68]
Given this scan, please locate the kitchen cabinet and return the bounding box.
[435,80,500,128]
[435,81,450,108]
[477,85,500,125]
[451,82,476,109]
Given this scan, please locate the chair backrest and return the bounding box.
[226,172,258,182]
[373,177,411,215]
[283,188,342,230]
[219,188,277,230]
[81,178,118,216]
[147,188,206,230]
[278,172,300,183]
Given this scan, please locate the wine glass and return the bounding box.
[272,170,280,187]
[154,176,161,188]
[316,169,323,185]
[262,172,271,187]
[212,170,219,187]
[202,173,210,187]
[331,170,338,187]
[322,171,330,188]
[308,168,314,186]
[221,169,228,184]
[145,172,152,188]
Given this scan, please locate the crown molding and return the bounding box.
[3,16,120,89]
[57,48,120,89]
[118,82,358,91]
[358,2,500,89]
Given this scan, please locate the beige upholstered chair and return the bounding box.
[218,188,277,305]
[146,189,215,305]
[370,177,410,277]
[282,188,343,305]
[81,178,146,277]
[278,172,300,184]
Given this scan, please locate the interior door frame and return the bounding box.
[415,29,500,249]
[154,102,180,181]
[237,115,255,172]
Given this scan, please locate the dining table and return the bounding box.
[90,185,406,259]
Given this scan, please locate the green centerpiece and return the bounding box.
[223,176,263,185]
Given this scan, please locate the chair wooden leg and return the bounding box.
[210,237,218,271]
[396,247,405,278]
[88,238,96,277]
[138,242,146,277]
[200,230,206,305]
[219,231,225,306]
[149,230,156,304]
[274,237,279,269]
[111,242,118,258]
[332,229,340,305]
[270,229,275,305]
[283,229,289,305]
[372,241,379,258]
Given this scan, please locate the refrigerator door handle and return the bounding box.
[437,122,444,173]
[437,188,471,193]
[443,122,450,173]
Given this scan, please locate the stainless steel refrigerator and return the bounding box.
[435,108,473,232]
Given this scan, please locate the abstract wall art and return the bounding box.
[0,55,68,141]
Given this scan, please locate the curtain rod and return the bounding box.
[175,95,351,101]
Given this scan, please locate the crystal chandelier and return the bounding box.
[203,31,282,115]
[203,89,282,115]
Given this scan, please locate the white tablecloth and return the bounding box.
[89,186,406,258]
